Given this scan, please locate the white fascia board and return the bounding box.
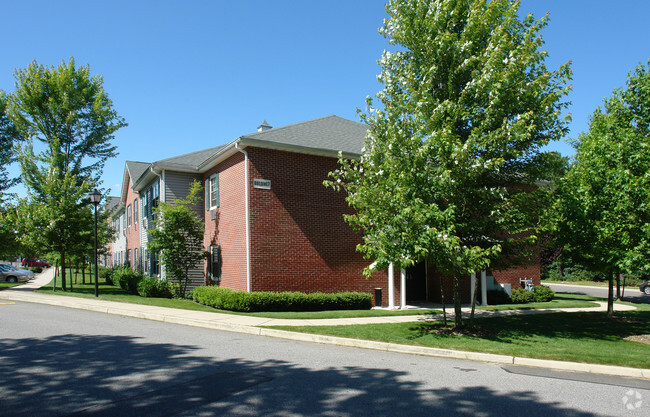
[197,138,360,174]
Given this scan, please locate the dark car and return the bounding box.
[641,280,650,296]
[21,258,51,268]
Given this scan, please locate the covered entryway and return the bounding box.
[405,261,427,302]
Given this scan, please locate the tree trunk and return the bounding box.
[615,270,621,300]
[53,260,58,291]
[439,274,447,326]
[469,272,480,329]
[61,251,67,291]
[453,273,463,328]
[69,265,73,291]
[607,269,614,318]
[621,273,626,298]
[82,262,86,285]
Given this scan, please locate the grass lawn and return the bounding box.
[34,277,441,318]
[476,294,599,311]
[30,273,650,367]
[0,282,24,290]
[270,302,650,369]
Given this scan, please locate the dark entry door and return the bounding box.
[406,262,427,301]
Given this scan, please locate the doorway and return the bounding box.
[406,261,427,302]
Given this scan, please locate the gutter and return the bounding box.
[234,141,251,292]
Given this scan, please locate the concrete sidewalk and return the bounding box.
[1,269,648,380]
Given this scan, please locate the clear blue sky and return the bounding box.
[2,0,649,197]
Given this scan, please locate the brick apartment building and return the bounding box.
[106,115,540,307]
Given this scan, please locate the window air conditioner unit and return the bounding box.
[210,209,216,220]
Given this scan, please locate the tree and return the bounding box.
[6,58,126,288]
[0,91,22,203]
[148,181,207,298]
[327,0,571,327]
[553,60,650,317]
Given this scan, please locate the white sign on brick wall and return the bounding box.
[253,179,271,189]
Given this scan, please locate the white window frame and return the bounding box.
[209,173,219,209]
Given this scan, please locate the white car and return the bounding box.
[0,263,35,283]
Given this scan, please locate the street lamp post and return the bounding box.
[89,189,102,297]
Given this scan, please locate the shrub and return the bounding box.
[511,288,536,304]
[487,289,511,305]
[112,268,145,294]
[31,267,43,274]
[192,287,372,312]
[137,276,173,298]
[103,266,120,285]
[533,285,555,302]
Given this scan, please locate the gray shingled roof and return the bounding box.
[241,115,367,156]
[156,145,226,170]
[125,161,151,183]
[104,196,122,216]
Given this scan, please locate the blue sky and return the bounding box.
[2,0,649,197]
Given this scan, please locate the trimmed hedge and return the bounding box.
[137,276,173,298]
[192,286,372,312]
[112,268,145,295]
[511,288,536,304]
[533,285,555,302]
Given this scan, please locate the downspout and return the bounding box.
[234,142,251,292]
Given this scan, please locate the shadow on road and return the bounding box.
[0,334,597,416]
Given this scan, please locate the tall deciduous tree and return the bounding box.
[554,60,650,317]
[148,181,206,298]
[7,58,126,288]
[328,0,571,327]
[0,91,22,203]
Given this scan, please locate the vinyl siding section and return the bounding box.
[163,170,205,288]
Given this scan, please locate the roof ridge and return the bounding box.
[241,115,344,138]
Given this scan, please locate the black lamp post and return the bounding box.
[89,188,102,297]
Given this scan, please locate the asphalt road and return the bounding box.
[546,283,650,304]
[1,301,649,416]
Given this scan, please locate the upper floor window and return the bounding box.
[206,172,219,210]
[127,204,132,227]
[133,198,139,230]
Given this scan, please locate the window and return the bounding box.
[206,173,219,210]
[134,199,138,230]
[208,245,221,282]
[143,180,160,222]
[127,204,132,227]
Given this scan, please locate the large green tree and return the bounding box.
[328,0,571,327]
[554,60,650,316]
[148,181,206,298]
[0,92,22,203]
[6,58,126,288]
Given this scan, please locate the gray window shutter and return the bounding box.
[205,178,209,211]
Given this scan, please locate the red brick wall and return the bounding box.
[204,152,248,291]
[217,147,391,302]
[124,176,141,268]
[492,262,541,290]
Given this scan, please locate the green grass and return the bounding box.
[0,282,24,290]
[476,294,600,311]
[34,278,441,318]
[270,302,650,369]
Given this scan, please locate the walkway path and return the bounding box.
[1,269,647,380]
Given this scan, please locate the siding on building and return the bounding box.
[163,170,205,287]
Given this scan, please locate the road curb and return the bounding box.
[2,289,649,380]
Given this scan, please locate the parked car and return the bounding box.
[640,280,650,296]
[0,263,35,282]
[21,258,51,268]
